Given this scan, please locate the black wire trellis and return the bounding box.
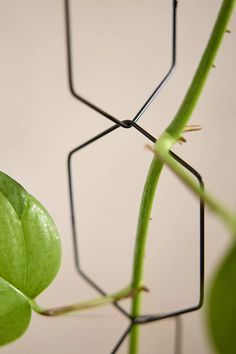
[65,0,205,353]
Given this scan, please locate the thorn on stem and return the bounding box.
[226,29,231,33]
[184,124,202,133]
[128,286,149,299]
[142,286,150,293]
[145,144,155,154]
[178,136,187,144]
[212,64,216,68]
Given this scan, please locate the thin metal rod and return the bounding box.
[131,121,204,328]
[132,0,178,123]
[135,303,202,324]
[171,151,205,309]
[129,122,205,324]
[67,121,205,326]
[67,124,119,270]
[174,316,182,354]
[64,0,177,125]
[67,124,131,319]
[65,0,204,352]
[64,0,126,127]
[110,323,134,354]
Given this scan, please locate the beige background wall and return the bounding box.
[0,1,235,353]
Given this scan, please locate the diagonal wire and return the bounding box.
[64,0,205,352]
[64,0,177,126]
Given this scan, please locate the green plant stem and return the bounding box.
[166,0,235,141]
[30,285,139,316]
[129,1,235,353]
[129,158,164,354]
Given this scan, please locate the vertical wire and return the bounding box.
[132,0,177,123]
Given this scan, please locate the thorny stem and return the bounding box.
[128,1,235,353]
[129,158,164,354]
[166,0,236,141]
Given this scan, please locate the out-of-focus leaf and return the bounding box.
[0,278,31,346]
[207,242,236,354]
[0,171,61,345]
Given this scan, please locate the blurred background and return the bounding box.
[0,0,235,353]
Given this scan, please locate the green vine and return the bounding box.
[128,1,235,353]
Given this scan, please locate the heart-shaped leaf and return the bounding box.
[0,171,61,345]
[207,242,236,354]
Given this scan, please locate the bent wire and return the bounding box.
[64,0,178,126]
[67,122,205,353]
[64,0,205,353]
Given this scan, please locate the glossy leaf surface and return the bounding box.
[0,278,31,346]
[207,242,236,354]
[0,171,61,345]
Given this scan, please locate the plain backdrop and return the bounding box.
[0,1,235,353]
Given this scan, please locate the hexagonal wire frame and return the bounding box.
[64,0,205,353]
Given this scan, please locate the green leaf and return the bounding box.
[207,242,236,354]
[20,194,61,298]
[0,171,61,345]
[0,171,27,217]
[0,191,28,294]
[0,278,31,346]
